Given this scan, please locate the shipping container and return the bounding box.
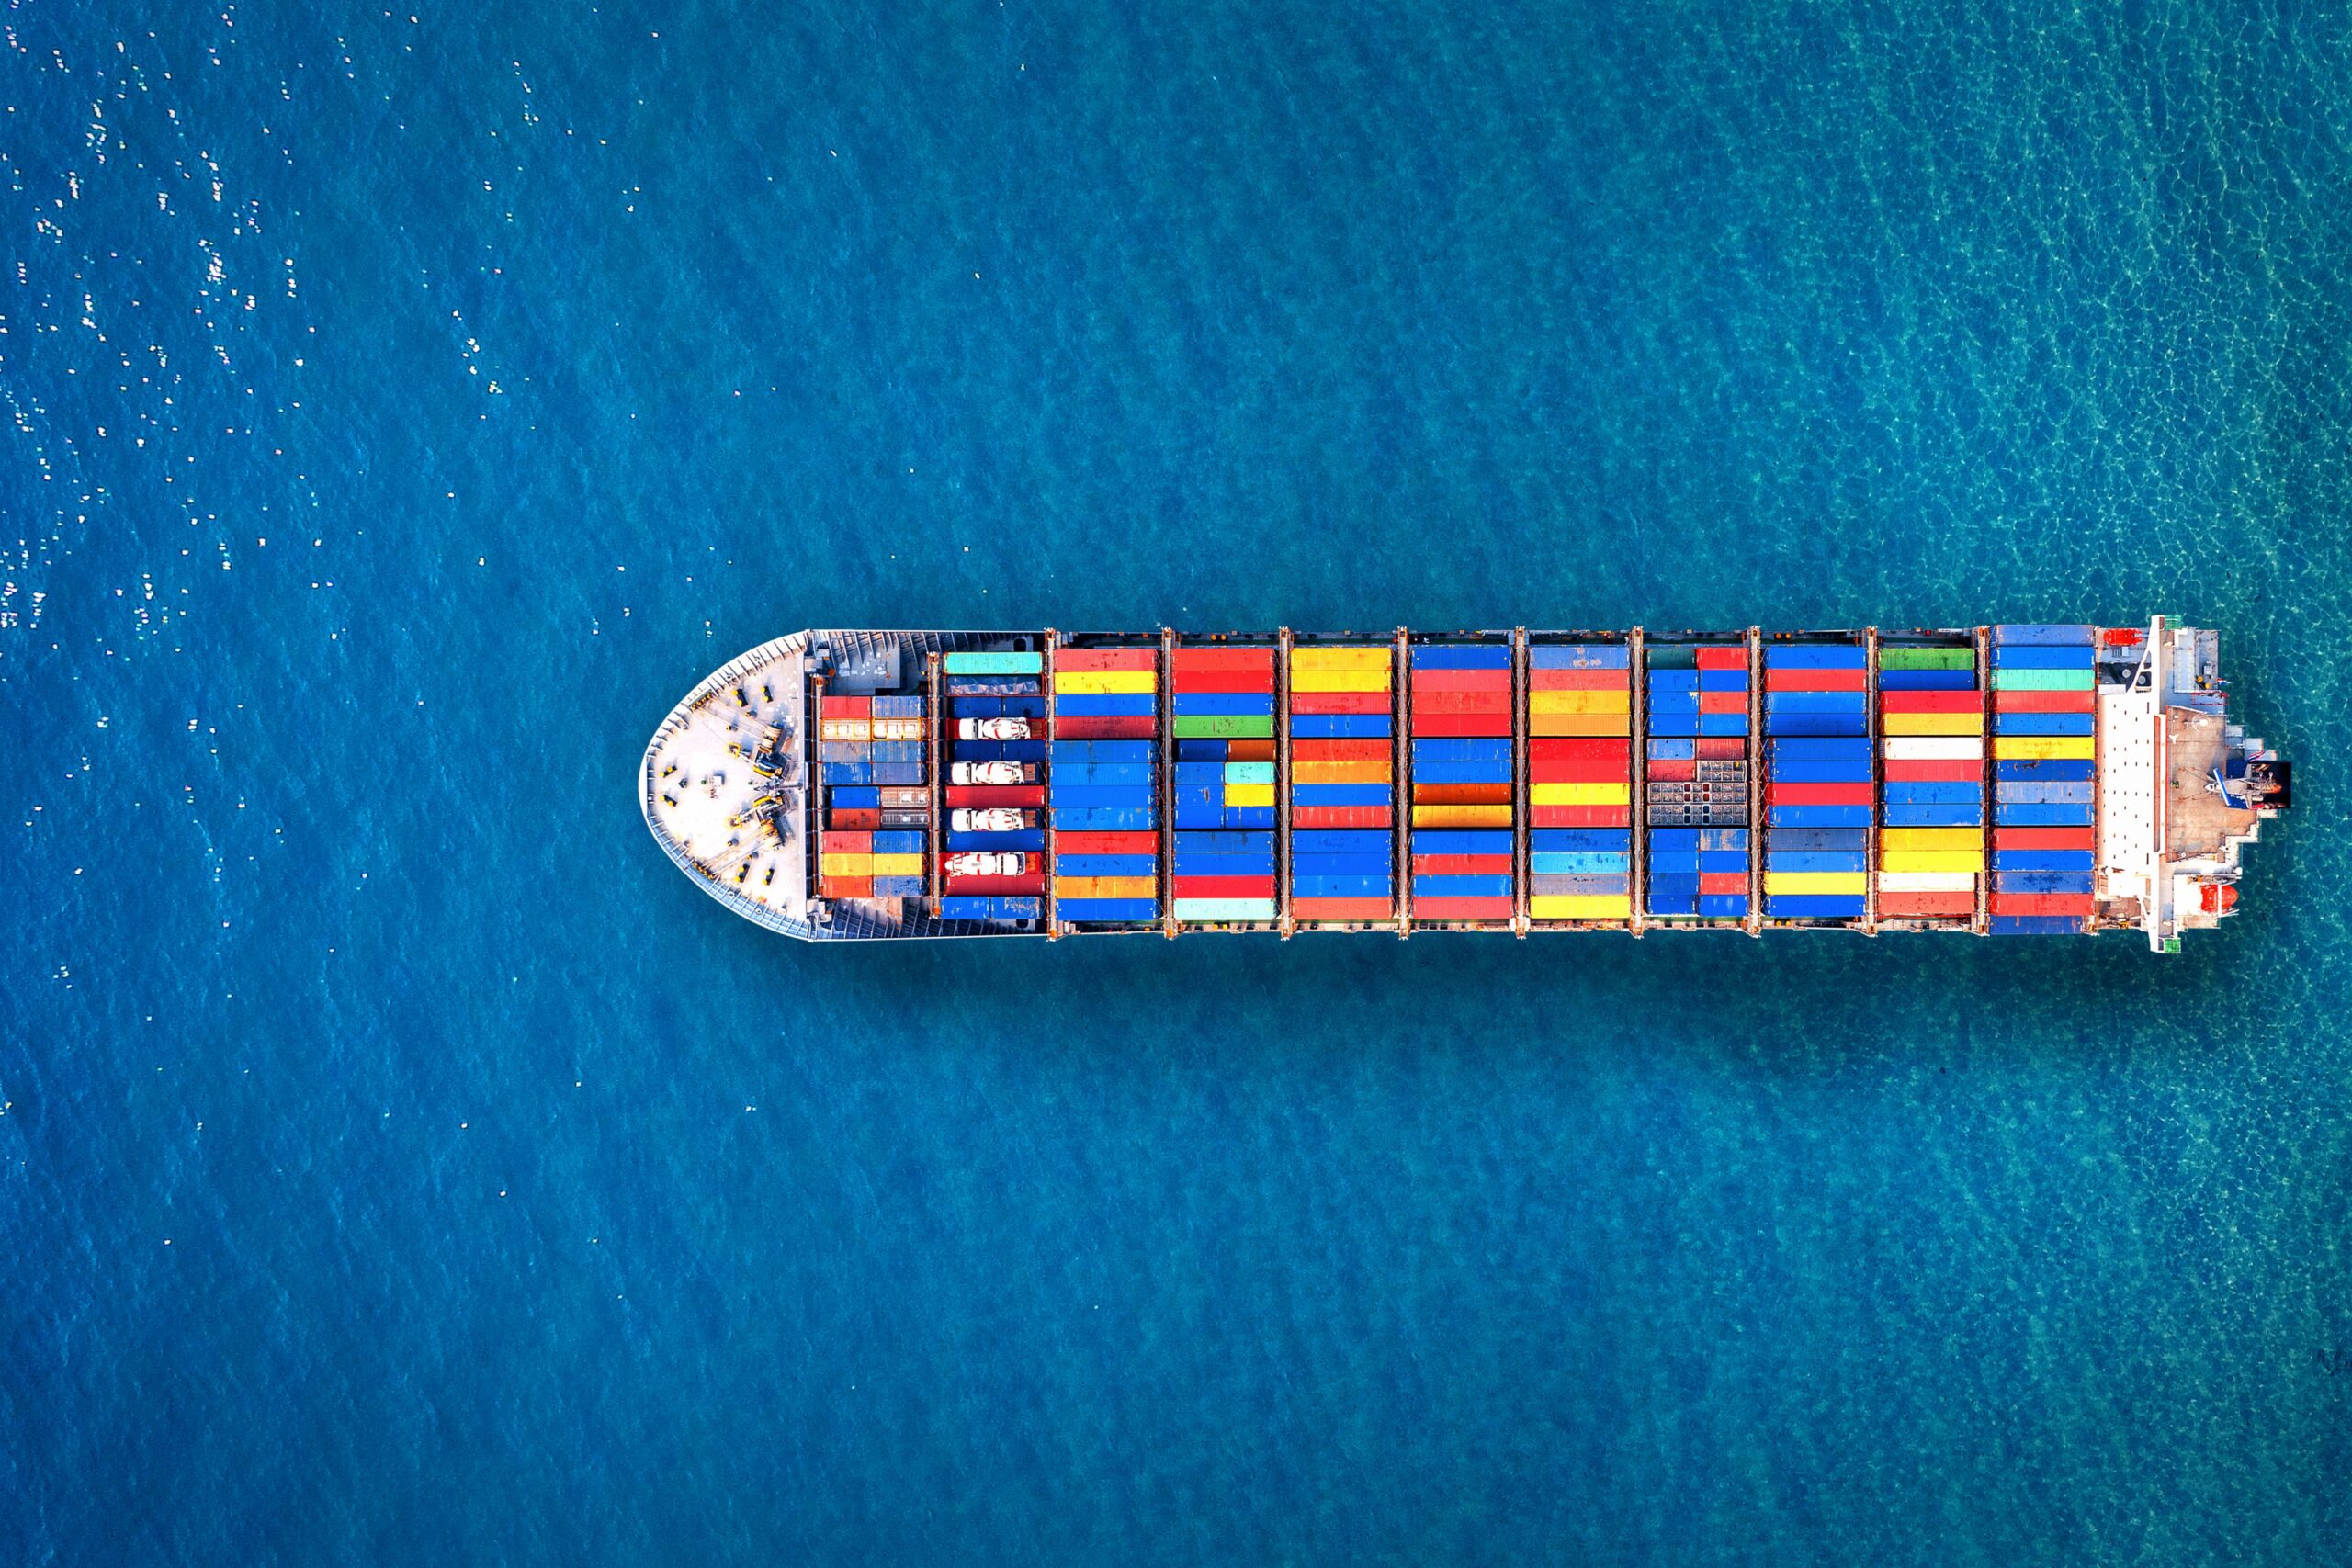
[1645,642,1749,919]
[1877,638,1984,920]
[1290,645,1396,919]
[1170,644,1278,922]
[1408,640,1514,921]
[1763,640,1867,921]
[1986,626,2098,924]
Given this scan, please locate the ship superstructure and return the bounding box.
[640,622,2288,949]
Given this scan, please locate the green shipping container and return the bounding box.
[1173,715,1275,739]
[1991,667,2095,691]
[943,650,1044,675]
[1175,897,1280,922]
[1879,646,1974,669]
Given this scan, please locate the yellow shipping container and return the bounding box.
[1225,783,1276,807]
[1996,735,2097,761]
[1291,647,1392,671]
[1764,871,1868,895]
[819,853,875,876]
[1412,804,1513,828]
[1531,714,1631,736]
[1531,894,1632,920]
[869,853,924,876]
[1881,827,1982,852]
[1531,781,1630,806]
[1880,850,1984,874]
[1529,690,1631,714]
[1882,712,1984,737]
[1053,670,1158,695]
[1295,760,1390,784]
[1290,669,1391,694]
[1055,876,1156,900]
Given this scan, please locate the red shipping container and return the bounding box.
[1532,806,1632,827]
[1290,691,1390,715]
[1410,668,1511,692]
[820,695,872,718]
[1878,892,1974,918]
[1883,759,1982,783]
[1227,740,1278,762]
[1529,668,1630,691]
[1696,738,1747,759]
[820,831,874,853]
[1057,830,1159,855]
[1056,716,1157,739]
[1410,854,1515,875]
[943,873,1046,896]
[818,875,874,898]
[1699,692,1749,714]
[1412,784,1512,805]
[1646,759,1697,782]
[1172,875,1277,898]
[1413,690,1512,713]
[1295,738,1390,761]
[1990,893,2093,917]
[1531,763,1623,784]
[1056,648,1158,672]
[1531,738,1630,761]
[1693,646,1748,670]
[1170,670,1274,694]
[1766,669,1867,691]
[1699,872,1748,896]
[1412,714,1512,738]
[1293,807,1393,829]
[1995,689,2097,713]
[1294,897,1394,921]
[1880,689,1982,713]
[1769,782,1871,807]
[946,784,1046,807]
[1412,897,1513,921]
[1171,647,1274,672]
[827,807,882,829]
[1996,827,2096,851]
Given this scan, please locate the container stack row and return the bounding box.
[1051,648,1161,924]
[1990,625,2098,931]
[1876,644,1984,920]
[1762,645,1870,920]
[817,693,930,901]
[938,650,1048,920]
[1289,645,1396,922]
[1171,645,1278,924]
[1408,643,1514,922]
[1528,643,1633,921]
[1645,644,1750,919]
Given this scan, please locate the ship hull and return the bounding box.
[641,623,2286,949]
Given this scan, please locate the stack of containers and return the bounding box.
[817,694,876,900]
[1408,644,1513,922]
[1289,645,1395,922]
[1645,644,1751,919]
[1527,643,1633,921]
[1876,646,1984,919]
[1051,647,1160,924]
[1762,645,1870,919]
[938,650,1047,920]
[1170,645,1277,923]
[1991,625,2098,930]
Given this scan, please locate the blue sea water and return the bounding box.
[5,1,2350,1562]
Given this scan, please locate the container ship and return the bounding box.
[641,622,2289,951]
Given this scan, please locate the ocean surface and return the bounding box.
[5,2,2348,1562]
